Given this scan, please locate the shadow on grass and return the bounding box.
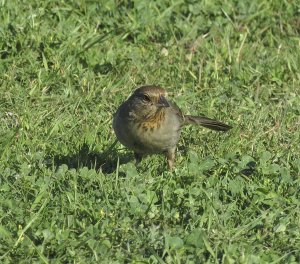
[48,142,133,174]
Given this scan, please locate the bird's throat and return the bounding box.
[137,109,166,132]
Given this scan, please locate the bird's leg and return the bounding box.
[134,152,143,165]
[166,148,176,171]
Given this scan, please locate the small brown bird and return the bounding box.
[113,85,232,170]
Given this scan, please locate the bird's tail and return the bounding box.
[184,115,232,131]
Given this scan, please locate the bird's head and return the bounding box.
[129,85,170,119]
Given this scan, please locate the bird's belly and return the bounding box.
[133,120,181,154]
[113,110,182,154]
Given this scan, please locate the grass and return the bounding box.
[0,0,300,263]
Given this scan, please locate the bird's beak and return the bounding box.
[157,96,170,108]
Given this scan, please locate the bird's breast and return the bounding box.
[132,109,182,153]
[113,106,182,154]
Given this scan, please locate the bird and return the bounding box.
[113,85,232,170]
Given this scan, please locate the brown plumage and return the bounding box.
[113,85,232,170]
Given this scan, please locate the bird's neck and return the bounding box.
[145,108,165,120]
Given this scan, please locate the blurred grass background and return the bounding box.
[0,0,299,263]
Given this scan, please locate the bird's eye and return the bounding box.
[142,94,151,103]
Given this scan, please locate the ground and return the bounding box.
[0,0,299,263]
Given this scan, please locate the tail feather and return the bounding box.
[184,115,232,131]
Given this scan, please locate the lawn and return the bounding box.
[0,0,299,263]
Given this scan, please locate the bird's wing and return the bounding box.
[169,101,185,125]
